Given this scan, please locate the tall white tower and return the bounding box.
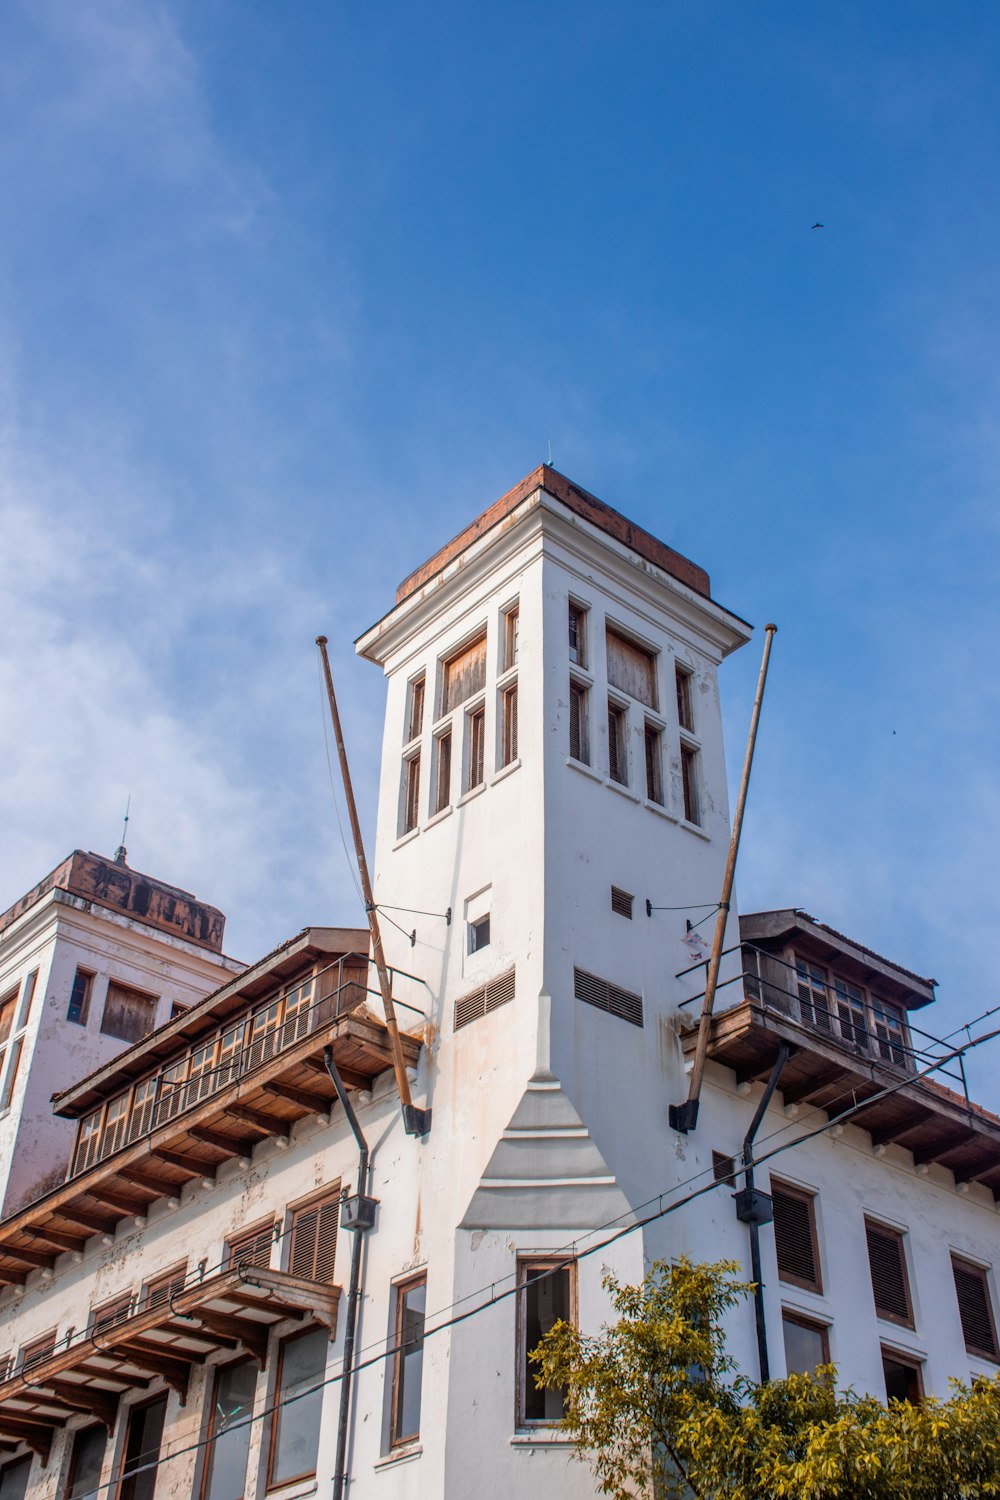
[357,465,750,1494]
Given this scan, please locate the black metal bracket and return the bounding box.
[341,1194,379,1233]
[668,1099,699,1134]
[402,1104,432,1137]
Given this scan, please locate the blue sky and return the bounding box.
[1,1,998,1090]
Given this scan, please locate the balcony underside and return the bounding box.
[0,1267,339,1461]
[0,1009,420,1286]
[683,1000,1000,1197]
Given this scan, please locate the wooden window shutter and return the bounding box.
[443,633,487,713]
[865,1219,912,1326]
[771,1182,821,1291]
[952,1258,999,1360]
[228,1221,275,1273]
[606,628,657,708]
[289,1191,340,1283]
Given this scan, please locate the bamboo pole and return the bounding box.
[671,623,777,1133]
[316,636,428,1134]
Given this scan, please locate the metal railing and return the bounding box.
[71,954,372,1178]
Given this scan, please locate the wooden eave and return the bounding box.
[683,1000,1000,1196]
[739,910,936,1009]
[0,1267,338,1452]
[0,1010,420,1285]
[54,927,370,1117]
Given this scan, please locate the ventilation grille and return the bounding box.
[865,1219,912,1325]
[573,968,644,1028]
[610,886,634,919]
[712,1151,738,1185]
[454,968,516,1032]
[953,1260,998,1360]
[772,1183,821,1291]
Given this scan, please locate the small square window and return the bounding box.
[782,1312,830,1374]
[469,915,491,953]
[882,1348,923,1403]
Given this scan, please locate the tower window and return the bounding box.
[401,752,421,834]
[569,680,590,764]
[406,674,425,744]
[607,627,657,708]
[568,602,587,666]
[466,704,486,791]
[500,682,518,768]
[433,730,452,815]
[469,914,491,953]
[675,664,694,731]
[608,701,628,785]
[68,969,94,1026]
[503,605,520,670]
[443,632,487,715]
[644,723,663,804]
[680,743,700,825]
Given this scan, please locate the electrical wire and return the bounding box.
[43,1020,1000,1497]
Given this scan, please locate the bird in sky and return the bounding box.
[812,222,824,229]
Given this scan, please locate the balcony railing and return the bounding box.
[72,954,369,1177]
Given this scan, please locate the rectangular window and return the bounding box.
[227,1222,275,1274]
[771,1181,822,1292]
[675,664,694,731]
[517,1258,575,1425]
[872,999,907,1066]
[865,1219,913,1327]
[466,704,486,791]
[0,1038,22,1112]
[142,1264,187,1313]
[782,1312,830,1374]
[126,1078,158,1144]
[91,1294,132,1336]
[443,632,487,715]
[66,1425,107,1500]
[568,602,586,666]
[500,682,518,768]
[0,1457,31,1500]
[101,983,157,1044]
[16,970,37,1030]
[833,978,869,1051]
[203,1358,257,1500]
[644,722,663,804]
[569,680,590,764]
[881,1348,923,1403]
[952,1258,999,1362]
[20,1330,56,1374]
[74,1110,102,1174]
[433,730,452,814]
[401,753,421,835]
[0,993,16,1046]
[468,914,491,953]
[406,675,425,744]
[68,969,94,1026]
[607,627,657,708]
[120,1394,168,1500]
[610,886,633,919]
[268,1328,326,1487]
[390,1274,426,1447]
[503,606,519,670]
[680,743,700,824]
[99,1093,130,1159]
[289,1189,340,1283]
[795,959,832,1034]
[608,701,628,785]
[184,1039,220,1109]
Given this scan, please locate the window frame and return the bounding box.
[781,1310,831,1374]
[432,727,452,815]
[952,1256,999,1363]
[400,749,421,836]
[118,1391,169,1500]
[405,673,426,746]
[67,969,94,1027]
[100,981,158,1045]
[389,1272,427,1449]
[200,1355,259,1500]
[65,1424,107,1500]
[568,600,588,667]
[881,1345,924,1403]
[679,741,701,825]
[465,701,486,793]
[865,1218,914,1329]
[568,677,590,765]
[607,697,628,786]
[515,1255,578,1428]
[266,1326,327,1490]
[644,719,664,804]
[227,1220,276,1275]
[0,1455,32,1500]
[287,1186,341,1284]
[499,680,518,769]
[770,1179,823,1294]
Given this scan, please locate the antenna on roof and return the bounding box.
[547,439,553,466]
[114,793,131,865]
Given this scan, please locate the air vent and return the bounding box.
[712,1151,738,1185]
[454,968,516,1031]
[610,886,633,919]
[573,967,644,1028]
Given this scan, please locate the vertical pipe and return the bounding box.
[316,636,428,1134]
[741,1042,791,1383]
[673,624,777,1133]
[325,1047,370,1500]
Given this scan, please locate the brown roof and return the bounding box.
[395,464,712,604]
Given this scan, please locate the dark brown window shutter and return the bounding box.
[772,1182,821,1291]
[228,1221,274,1272]
[290,1191,340,1282]
[953,1259,999,1361]
[865,1219,912,1325]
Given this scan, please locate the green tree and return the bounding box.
[531,1257,1000,1499]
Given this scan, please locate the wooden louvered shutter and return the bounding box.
[771,1182,821,1291]
[228,1221,274,1273]
[865,1219,912,1326]
[443,634,487,713]
[952,1258,999,1360]
[289,1191,340,1282]
[606,628,657,707]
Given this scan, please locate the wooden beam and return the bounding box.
[150,1147,211,1176]
[263,1081,330,1112]
[195,1309,269,1366]
[867,1109,933,1147]
[913,1129,980,1167]
[25,1226,87,1254]
[189,1126,253,1158]
[157,1321,236,1348]
[0,1416,53,1462]
[87,1187,147,1217]
[114,1343,191,1397]
[301,1057,369,1091]
[118,1165,176,1195]
[780,1068,852,1108]
[0,1264,28,1286]
[224,1105,289,1137]
[56,1206,117,1235]
[65,1361,150,1387]
[47,1381,119,1428]
[1,1245,55,1270]
[228,1290,304,1320]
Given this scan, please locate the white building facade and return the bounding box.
[0,466,998,1500]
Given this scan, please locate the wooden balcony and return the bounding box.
[0,932,422,1286]
[682,996,1000,1198]
[0,1266,338,1460]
